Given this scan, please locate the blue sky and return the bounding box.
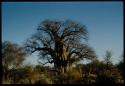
[2,2,123,65]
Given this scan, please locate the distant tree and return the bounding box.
[24,19,96,74]
[2,41,26,80]
[95,51,124,84]
[103,50,113,69]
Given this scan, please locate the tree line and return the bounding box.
[2,19,124,84]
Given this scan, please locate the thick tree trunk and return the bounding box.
[54,38,71,74]
[54,60,68,74]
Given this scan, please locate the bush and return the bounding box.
[96,69,120,84]
[34,73,53,84]
[35,78,53,84]
[56,69,82,84]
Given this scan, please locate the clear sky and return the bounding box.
[2,2,123,65]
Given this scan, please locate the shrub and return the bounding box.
[34,73,53,84]
[35,78,53,84]
[95,69,123,84]
[56,69,82,84]
[96,70,115,84]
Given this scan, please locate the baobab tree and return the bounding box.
[25,19,96,74]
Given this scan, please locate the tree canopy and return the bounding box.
[2,41,27,81]
[2,41,26,69]
[25,19,97,74]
